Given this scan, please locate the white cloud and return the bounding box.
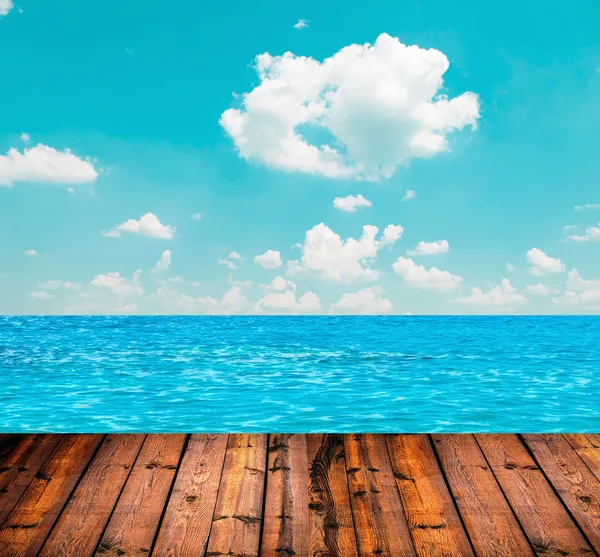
[0,0,13,16]
[402,189,416,200]
[260,276,296,292]
[407,239,449,256]
[525,283,558,296]
[28,291,54,300]
[393,256,462,291]
[330,286,392,314]
[220,33,480,181]
[575,204,600,210]
[102,213,176,239]
[191,212,202,220]
[526,248,565,276]
[20,132,30,142]
[293,19,308,29]
[333,194,372,212]
[151,250,171,274]
[168,275,185,284]
[457,279,528,307]
[556,269,600,306]
[91,270,143,296]
[255,249,283,269]
[506,263,516,271]
[24,249,39,256]
[218,251,243,270]
[0,144,98,187]
[229,251,242,259]
[568,224,600,242]
[254,277,320,314]
[289,222,403,283]
[563,224,577,231]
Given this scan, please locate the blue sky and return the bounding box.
[1,0,600,314]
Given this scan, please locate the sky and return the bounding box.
[1,0,600,315]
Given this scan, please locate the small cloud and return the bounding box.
[293,19,308,29]
[506,263,516,271]
[526,248,565,276]
[29,290,54,299]
[402,189,416,200]
[191,212,202,220]
[151,250,172,274]
[407,240,449,256]
[102,212,176,239]
[574,204,600,210]
[229,251,242,260]
[219,251,242,270]
[20,132,30,142]
[168,275,185,284]
[333,194,372,213]
[255,249,283,269]
[568,224,600,242]
[25,249,39,256]
[563,224,577,231]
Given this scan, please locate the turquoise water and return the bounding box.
[1,316,598,432]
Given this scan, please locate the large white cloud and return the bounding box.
[102,213,176,240]
[407,239,449,256]
[457,279,528,307]
[526,248,565,276]
[0,0,13,17]
[255,249,283,269]
[393,256,462,291]
[220,33,480,181]
[330,287,392,314]
[0,144,98,187]
[333,194,372,212]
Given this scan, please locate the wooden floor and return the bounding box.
[0,435,599,556]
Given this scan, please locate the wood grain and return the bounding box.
[205,434,268,557]
[95,434,186,557]
[307,434,358,557]
[261,434,309,557]
[386,435,474,556]
[0,434,103,557]
[344,434,416,557]
[431,434,534,556]
[152,434,228,557]
[564,434,600,481]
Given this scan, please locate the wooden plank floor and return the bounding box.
[0,434,599,556]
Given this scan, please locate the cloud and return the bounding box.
[333,194,372,212]
[506,263,516,271]
[293,19,308,29]
[456,279,528,308]
[191,212,202,220]
[393,256,462,291]
[568,224,600,242]
[254,277,320,314]
[151,250,172,274]
[260,276,296,292]
[525,283,558,296]
[330,286,392,314]
[556,269,600,306]
[0,0,13,16]
[91,270,143,296]
[102,213,176,239]
[407,239,449,256]
[255,249,283,268]
[218,251,243,270]
[24,249,38,256]
[39,280,62,290]
[28,291,54,300]
[402,189,416,200]
[289,222,403,283]
[526,248,565,276]
[575,204,600,210]
[0,144,98,187]
[20,132,30,142]
[220,33,480,181]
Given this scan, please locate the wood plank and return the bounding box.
[95,434,186,557]
[307,434,358,557]
[0,435,25,465]
[476,434,593,556]
[39,434,146,557]
[431,434,534,556]
[0,434,63,525]
[0,434,103,557]
[564,434,600,481]
[386,435,474,556]
[344,434,416,557]
[205,434,268,557]
[152,434,228,557]
[260,434,308,557]
[523,434,600,553]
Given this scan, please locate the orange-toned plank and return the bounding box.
[152,434,228,557]
[260,434,308,557]
[0,434,103,557]
[95,434,186,557]
[39,434,146,557]
[564,434,600,481]
[432,434,534,556]
[205,434,268,557]
[386,435,473,556]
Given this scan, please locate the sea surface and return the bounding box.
[1,316,598,432]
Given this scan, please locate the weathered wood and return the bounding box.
[95,434,186,557]
[261,434,308,557]
[152,434,229,557]
[386,435,474,556]
[39,434,146,557]
[205,434,268,557]
[431,434,534,556]
[0,435,25,465]
[0,434,103,557]
[344,434,416,557]
[523,434,600,553]
[307,434,358,557]
[0,434,62,525]
[564,434,600,481]
[476,434,593,556]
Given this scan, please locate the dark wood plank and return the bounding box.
[386,435,474,556]
[523,434,600,553]
[152,434,228,557]
[95,434,186,557]
[0,434,62,525]
[344,434,416,557]
[431,434,534,556]
[0,434,103,557]
[205,434,268,557]
[476,434,593,556]
[307,434,358,557]
[0,435,25,465]
[261,434,308,557]
[564,434,600,481]
[39,434,146,557]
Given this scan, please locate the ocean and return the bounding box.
[1,315,598,432]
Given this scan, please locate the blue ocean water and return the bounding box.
[0,316,598,432]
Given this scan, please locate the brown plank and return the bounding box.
[152,434,228,557]
[260,434,308,557]
[523,434,600,553]
[307,434,358,557]
[0,434,63,525]
[476,434,593,556]
[344,434,416,557]
[0,434,103,557]
[0,435,25,464]
[205,434,267,557]
[564,434,600,481]
[431,434,534,556]
[95,434,186,557]
[386,435,474,556]
[39,434,146,557]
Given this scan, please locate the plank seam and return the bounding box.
[256,433,271,557]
